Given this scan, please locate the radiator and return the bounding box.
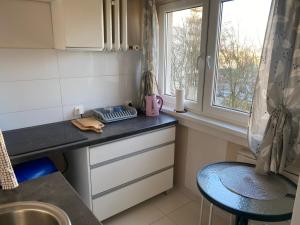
[104,0,128,51]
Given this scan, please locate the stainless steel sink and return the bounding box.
[0,201,71,225]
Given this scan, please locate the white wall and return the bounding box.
[174,125,228,194]
[0,49,141,131]
[174,125,237,225]
[174,124,292,225]
[174,124,241,196]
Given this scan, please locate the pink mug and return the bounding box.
[145,95,163,116]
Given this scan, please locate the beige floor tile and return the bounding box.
[199,203,232,225]
[249,221,290,225]
[167,201,201,225]
[103,201,164,225]
[269,222,290,225]
[150,189,191,214]
[213,214,231,225]
[150,217,177,225]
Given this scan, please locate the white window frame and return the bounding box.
[158,0,209,114]
[202,0,250,127]
[158,0,269,127]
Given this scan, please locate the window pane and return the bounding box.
[213,0,271,113]
[165,7,203,101]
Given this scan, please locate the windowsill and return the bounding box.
[162,107,248,147]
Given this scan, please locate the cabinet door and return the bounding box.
[63,0,104,48]
[89,127,176,166]
[92,168,174,221]
[91,144,175,195]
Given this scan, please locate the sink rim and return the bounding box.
[0,201,71,225]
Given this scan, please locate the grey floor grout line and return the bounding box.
[147,189,194,225]
[163,201,194,225]
[148,216,171,225]
[148,215,167,225]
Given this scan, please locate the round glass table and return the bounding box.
[196,162,297,225]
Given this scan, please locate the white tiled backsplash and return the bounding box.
[0,49,141,131]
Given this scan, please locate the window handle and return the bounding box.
[196,55,202,69]
[206,56,212,70]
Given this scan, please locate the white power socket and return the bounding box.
[73,105,84,116]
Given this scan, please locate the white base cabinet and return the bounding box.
[66,126,176,221]
[93,168,174,221]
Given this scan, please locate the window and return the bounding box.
[159,0,272,126]
[158,0,209,111]
[213,0,272,113]
[165,7,203,101]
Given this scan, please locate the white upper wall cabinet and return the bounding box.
[0,0,54,48]
[51,0,105,50]
[0,0,140,50]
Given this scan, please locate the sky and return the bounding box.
[222,0,272,48]
[170,0,272,48]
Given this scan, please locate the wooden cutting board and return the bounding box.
[75,117,104,129]
[71,117,104,133]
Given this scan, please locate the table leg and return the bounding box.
[198,196,204,225]
[235,216,248,225]
[230,215,235,225]
[208,203,214,225]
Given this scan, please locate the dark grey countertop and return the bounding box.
[0,172,101,225]
[3,113,177,161]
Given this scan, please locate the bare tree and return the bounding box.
[169,11,261,111]
[169,8,202,100]
[216,23,261,112]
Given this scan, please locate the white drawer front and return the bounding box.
[89,127,175,166]
[92,168,174,221]
[91,143,174,195]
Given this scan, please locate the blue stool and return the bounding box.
[14,157,57,183]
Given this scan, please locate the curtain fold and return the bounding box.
[248,0,300,174]
[0,130,18,190]
[136,0,159,110]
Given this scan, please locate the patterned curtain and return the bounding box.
[0,130,18,190]
[248,0,300,174]
[136,0,159,110]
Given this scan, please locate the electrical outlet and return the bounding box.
[73,105,84,116]
[124,101,132,106]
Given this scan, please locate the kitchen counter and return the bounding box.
[3,113,177,161]
[0,172,101,225]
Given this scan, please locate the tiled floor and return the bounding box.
[103,189,230,225]
[102,189,291,225]
[102,188,201,225]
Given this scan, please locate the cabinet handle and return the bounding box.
[196,56,201,69]
[206,56,212,70]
